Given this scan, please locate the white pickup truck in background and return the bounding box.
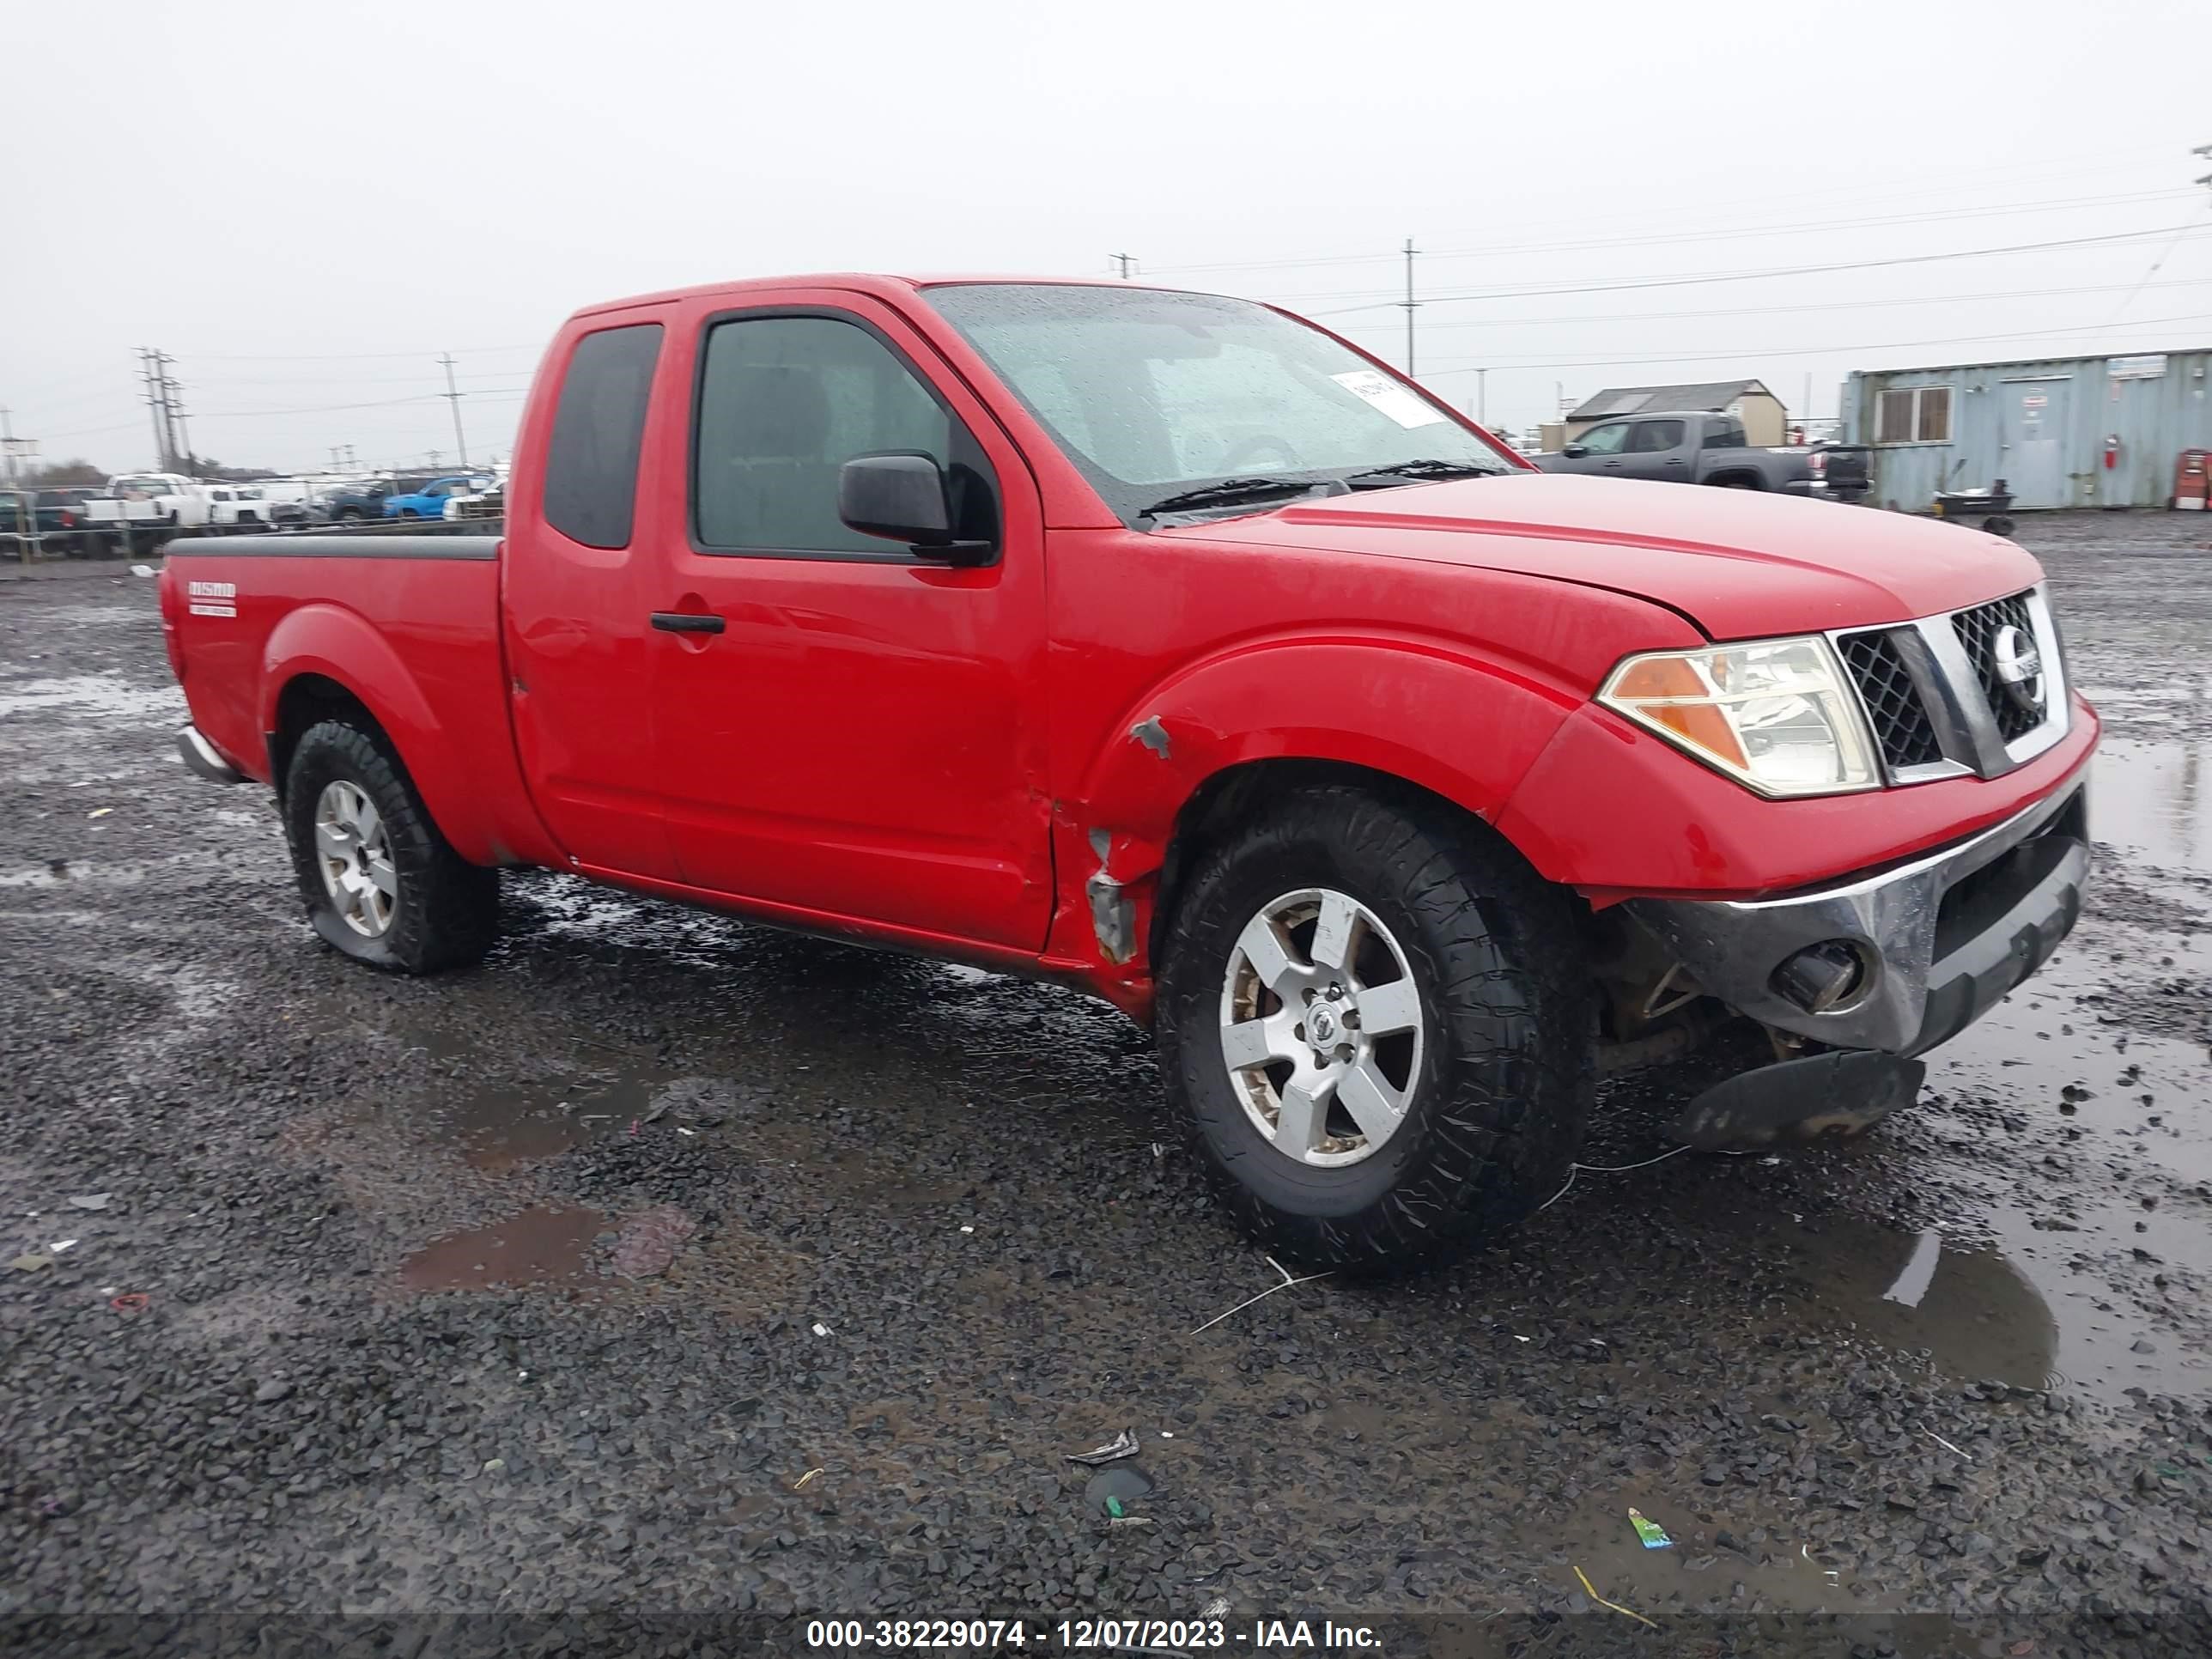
[81,473,212,544]
[204,485,280,531]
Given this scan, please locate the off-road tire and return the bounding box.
[283,719,498,973]
[1157,785,1594,1270]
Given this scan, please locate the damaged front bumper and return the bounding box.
[1625,772,2090,1058]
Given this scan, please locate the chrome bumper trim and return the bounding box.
[178,725,246,786]
[1624,769,2089,1054]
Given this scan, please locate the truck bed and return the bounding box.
[161,532,558,867]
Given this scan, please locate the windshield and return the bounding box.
[925,283,1516,523]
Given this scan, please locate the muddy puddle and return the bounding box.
[398,1204,606,1292]
[2094,736,2212,874]
[355,1018,678,1171]
[1801,735,2212,1404]
[427,1071,644,1171]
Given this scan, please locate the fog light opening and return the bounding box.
[1771,940,1871,1014]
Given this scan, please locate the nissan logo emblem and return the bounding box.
[1990,623,2045,714]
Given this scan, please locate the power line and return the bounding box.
[189,392,447,420]
[179,342,540,362]
[144,368,533,389]
[1411,307,2212,379]
[2108,149,2212,321]
[1139,140,2193,276]
[1340,275,2209,337]
[1298,223,2212,316]
[1151,185,2199,277]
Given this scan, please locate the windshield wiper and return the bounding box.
[1136,475,1342,521]
[1341,459,1506,489]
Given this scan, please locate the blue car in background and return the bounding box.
[382,475,489,519]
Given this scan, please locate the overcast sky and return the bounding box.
[6,0,2209,474]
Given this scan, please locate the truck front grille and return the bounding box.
[1951,592,2043,742]
[1837,631,1943,769]
[1832,585,2067,784]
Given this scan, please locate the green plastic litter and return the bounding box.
[1106,1496,1125,1518]
[1628,1508,1674,1550]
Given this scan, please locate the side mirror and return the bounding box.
[1561,444,1588,459]
[838,452,994,564]
[839,452,950,542]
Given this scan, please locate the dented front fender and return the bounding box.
[1043,637,1595,1002]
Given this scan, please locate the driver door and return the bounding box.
[1616,417,1690,482]
[1548,420,1631,474]
[643,293,1054,951]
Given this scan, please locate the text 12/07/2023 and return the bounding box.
[803,1619,1383,1650]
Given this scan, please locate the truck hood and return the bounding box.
[1169,472,2043,638]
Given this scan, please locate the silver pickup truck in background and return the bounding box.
[1533,410,1823,495]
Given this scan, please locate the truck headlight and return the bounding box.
[1598,635,1878,798]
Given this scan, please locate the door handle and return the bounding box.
[651,611,725,635]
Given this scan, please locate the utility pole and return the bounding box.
[1110,253,1137,279]
[438,352,469,467]
[0,408,15,484]
[1399,237,1420,377]
[153,352,185,471]
[167,375,195,477]
[1474,368,1488,426]
[139,349,174,471]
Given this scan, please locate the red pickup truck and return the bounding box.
[161,275,2094,1267]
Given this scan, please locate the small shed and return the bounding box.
[1565,380,1786,447]
[1839,348,2212,511]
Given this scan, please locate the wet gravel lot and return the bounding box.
[6,514,2212,1656]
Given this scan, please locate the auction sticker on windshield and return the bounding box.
[1330,369,1446,429]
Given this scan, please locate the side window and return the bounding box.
[692,313,997,556]
[1703,420,1746,450]
[1626,419,1685,453]
[1875,389,1914,445]
[544,322,663,550]
[1575,422,1632,455]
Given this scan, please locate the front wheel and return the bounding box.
[283,719,498,973]
[1156,785,1595,1269]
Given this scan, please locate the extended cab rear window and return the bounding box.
[544,323,663,549]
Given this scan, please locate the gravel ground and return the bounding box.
[6,517,2212,1656]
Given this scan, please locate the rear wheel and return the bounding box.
[283,719,498,973]
[1156,785,1594,1269]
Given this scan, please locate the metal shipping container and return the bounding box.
[1839,349,2212,512]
